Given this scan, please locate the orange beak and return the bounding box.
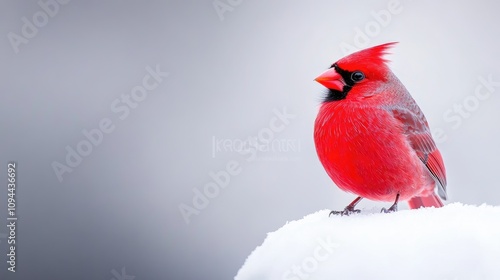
[315,68,345,92]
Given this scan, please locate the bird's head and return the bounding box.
[315,42,397,102]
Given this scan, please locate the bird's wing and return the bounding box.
[390,105,447,200]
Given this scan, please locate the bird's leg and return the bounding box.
[381,193,400,213]
[329,196,362,217]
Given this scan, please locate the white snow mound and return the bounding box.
[235,203,500,280]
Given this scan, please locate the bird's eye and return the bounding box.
[351,71,365,82]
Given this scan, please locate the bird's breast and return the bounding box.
[314,102,426,201]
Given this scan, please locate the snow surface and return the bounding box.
[235,203,500,280]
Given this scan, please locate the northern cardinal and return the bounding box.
[314,42,447,215]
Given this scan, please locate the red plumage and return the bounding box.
[314,43,446,214]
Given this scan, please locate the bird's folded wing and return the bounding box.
[390,106,447,199]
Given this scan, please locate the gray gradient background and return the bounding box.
[1,0,499,279]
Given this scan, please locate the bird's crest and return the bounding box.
[337,42,397,70]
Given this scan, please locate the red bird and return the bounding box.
[314,43,447,215]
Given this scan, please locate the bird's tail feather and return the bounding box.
[407,194,444,209]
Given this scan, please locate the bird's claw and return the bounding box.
[380,205,398,213]
[329,207,361,217]
[380,193,400,213]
